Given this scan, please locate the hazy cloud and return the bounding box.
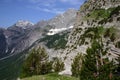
[24,0,84,14]
[34,7,65,14]
[60,0,83,5]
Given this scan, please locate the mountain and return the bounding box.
[59,0,120,75]
[0,9,77,58]
[0,9,77,80]
[10,20,34,29]
[0,0,120,79]
[0,28,7,58]
[48,9,76,29]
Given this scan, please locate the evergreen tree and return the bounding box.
[71,53,84,77]
[52,57,64,72]
[80,27,117,80]
[114,56,120,79]
[80,40,116,80]
[20,46,52,78]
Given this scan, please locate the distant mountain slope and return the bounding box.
[0,29,7,58]
[0,9,77,59]
[1,0,120,79]
[0,9,77,80]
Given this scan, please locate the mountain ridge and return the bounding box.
[0,8,77,59]
[59,0,120,75]
[0,0,120,79]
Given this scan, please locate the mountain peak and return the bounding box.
[64,8,77,14]
[66,8,77,12]
[48,8,77,29]
[15,20,34,28]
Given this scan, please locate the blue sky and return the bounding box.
[0,0,85,28]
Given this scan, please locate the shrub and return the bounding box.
[110,33,116,42]
[104,27,117,42]
[52,57,64,72]
[115,41,120,48]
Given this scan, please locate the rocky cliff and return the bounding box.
[59,0,120,75]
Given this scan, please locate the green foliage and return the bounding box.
[112,56,120,80]
[104,27,117,42]
[83,6,119,24]
[115,41,120,48]
[104,28,111,37]
[110,33,116,42]
[89,9,110,19]
[21,73,79,80]
[39,32,69,49]
[116,56,120,73]
[71,53,84,77]
[52,57,64,72]
[0,52,24,80]
[80,40,116,80]
[84,7,116,20]
[79,26,118,80]
[109,6,120,18]
[20,46,52,78]
[79,26,104,45]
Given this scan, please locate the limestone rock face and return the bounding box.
[59,0,120,75]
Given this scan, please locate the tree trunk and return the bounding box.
[95,55,99,75]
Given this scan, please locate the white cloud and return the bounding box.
[25,0,84,14]
[26,0,66,14]
[29,0,56,5]
[27,0,56,8]
[36,7,65,14]
[60,0,83,5]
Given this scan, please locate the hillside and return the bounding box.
[0,9,76,80]
[60,0,120,75]
[0,0,120,80]
[21,73,78,80]
[0,9,77,59]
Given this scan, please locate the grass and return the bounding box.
[84,7,116,20]
[21,73,78,80]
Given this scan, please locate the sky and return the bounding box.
[0,0,85,28]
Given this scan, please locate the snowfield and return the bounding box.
[47,26,73,35]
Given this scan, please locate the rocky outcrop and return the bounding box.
[59,0,120,75]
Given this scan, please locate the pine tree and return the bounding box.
[52,57,64,72]
[71,53,84,77]
[80,40,116,80]
[20,46,52,78]
[114,56,120,80]
[80,27,117,80]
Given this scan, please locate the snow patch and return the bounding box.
[10,48,15,54]
[5,35,8,39]
[5,48,8,53]
[47,26,73,35]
